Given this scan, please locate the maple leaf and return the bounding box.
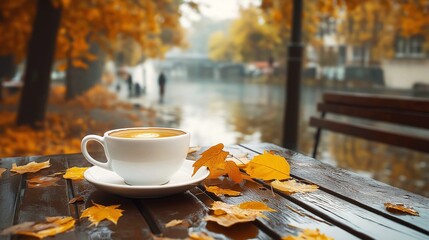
[192,143,229,176]
[282,228,334,240]
[271,179,319,194]
[81,202,124,226]
[384,203,419,216]
[68,196,84,204]
[1,216,75,239]
[205,201,275,227]
[27,176,60,188]
[205,185,241,196]
[189,232,215,240]
[10,160,51,174]
[63,167,89,180]
[245,151,290,180]
[0,168,6,177]
[224,161,245,184]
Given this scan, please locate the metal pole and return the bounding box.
[282,0,304,150]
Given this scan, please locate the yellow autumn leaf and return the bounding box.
[205,185,241,197]
[283,228,334,240]
[192,143,229,176]
[1,216,75,239]
[205,201,275,227]
[189,232,215,240]
[0,168,6,177]
[245,151,290,180]
[10,160,51,174]
[384,203,419,216]
[271,179,319,194]
[63,167,89,180]
[27,176,60,188]
[224,161,245,184]
[165,219,183,227]
[81,202,124,226]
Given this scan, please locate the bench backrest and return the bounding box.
[310,92,429,158]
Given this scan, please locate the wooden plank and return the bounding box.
[317,103,429,129]
[240,143,429,236]
[0,157,27,239]
[323,92,429,113]
[200,146,361,239]
[13,155,76,239]
[65,153,154,239]
[309,117,429,153]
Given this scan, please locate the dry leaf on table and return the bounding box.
[384,203,419,216]
[188,146,202,154]
[271,179,319,194]
[205,201,275,227]
[63,167,89,180]
[27,176,60,188]
[245,151,290,180]
[0,216,75,239]
[10,160,51,174]
[205,185,241,196]
[188,232,215,240]
[69,196,84,204]
[165,219,183,227]
[81,202,124,226]
[0,168,6,177]
[192,143,229,176]
[283,228,334,240]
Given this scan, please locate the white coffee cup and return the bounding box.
[81,127,190,185]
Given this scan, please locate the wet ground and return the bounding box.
[113,61,429,197]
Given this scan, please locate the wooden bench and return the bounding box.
[310,91,429,158]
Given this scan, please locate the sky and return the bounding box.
[180,0,260,27]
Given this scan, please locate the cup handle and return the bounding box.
[81,135,112,170]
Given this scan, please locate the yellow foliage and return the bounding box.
[245,151,290,180]
[271,179,319,194]
[205,201,275,227]
[204,185,241,197]
[81,202,124,226]
[63,167,89,180]
[10,160,51,174]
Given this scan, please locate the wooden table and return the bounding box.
[1,143,428,239]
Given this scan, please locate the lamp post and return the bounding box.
[282,0,304,150]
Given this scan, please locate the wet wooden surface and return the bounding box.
[1,143,428,240]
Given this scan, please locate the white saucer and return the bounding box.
[84,160,209,198]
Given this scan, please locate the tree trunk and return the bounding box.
[65,41,105,100]
[0,55,16,101]
[16,0,61,127]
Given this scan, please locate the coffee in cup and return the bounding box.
[81,127,190,185]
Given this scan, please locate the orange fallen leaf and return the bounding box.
[68,196,84,204]
[205,185,241,196]
[63,167,89,180]
[189,232,215,240]
[27,176,60,188]
[0,168,6,177]
[81,202,124,226]
[245,151,290,180]
[224,161,245,184]
[1,216,75,239]
[283,228,334,240]
[271,179,319,194]
[10,160,51,174]
[165,219,183,227]
[205,201,275,227]
[384,203,419,216]
[192,143,229,176]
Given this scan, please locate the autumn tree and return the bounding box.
[0,0,193,126]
